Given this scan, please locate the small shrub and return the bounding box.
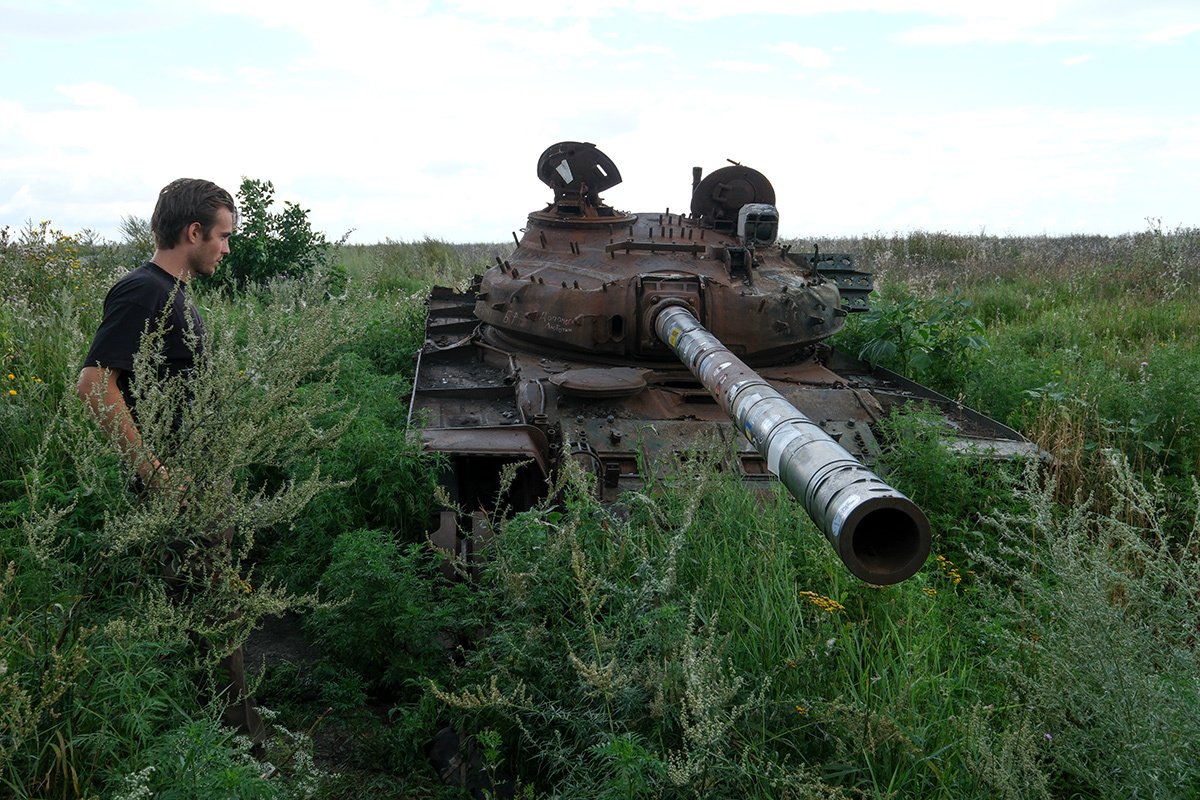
[433,463,852,798]
[874,406,1019,543]
[346,296,427,377]
[835,286,988,398]
[307,529,461,695]
[128,719,276,799]
[210,178,329,293]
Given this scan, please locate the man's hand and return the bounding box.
[77,366,180,498]
[147,462,194,508]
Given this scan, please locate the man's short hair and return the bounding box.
[151,179,238,249]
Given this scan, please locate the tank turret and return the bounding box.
[409,142,1037,584]
[477,141,848,366]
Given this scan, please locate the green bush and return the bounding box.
[346,296,428,377]
[834,285,989,399]
[122,719,276,799]
[307,529,463,695]
[210,178,330,293]
[873,406,1020,547]
[434,462,885,797]
[256,346,440,594]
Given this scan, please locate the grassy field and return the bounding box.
[2,221,1199,799]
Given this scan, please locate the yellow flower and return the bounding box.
[6,373,13,380]
[228,576,254,594]
[798,590,845,614]
[794,705,808,716]
[935,554,964,585]
[922,586,937,597]
[8,389,16,396]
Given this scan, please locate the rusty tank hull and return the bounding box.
[408,142,1036,584]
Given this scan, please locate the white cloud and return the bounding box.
[710,60,773,74]
[0,185,35,215]
[1062,54,1092,66]
[769,43,834,70]
[55,82,137,111]
[896,0,1200,45]
[173,67,227,85]
[817,74,876,92]
[209,0,1200,44]
[1142,21,1200,42]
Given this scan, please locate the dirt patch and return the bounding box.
[245,612,321,672]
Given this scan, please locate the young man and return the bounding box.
[78,178,233,486]
[77,178,266,747]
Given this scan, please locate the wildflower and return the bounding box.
[935,554,963,585]
[922,586,937,597]
[798,590,845,614]
[6,373,13,380]
[8,389,16,396]
[794,705,808,716]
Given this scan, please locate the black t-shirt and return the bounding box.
[82,261,206,425]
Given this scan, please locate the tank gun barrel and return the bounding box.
[654,305,931,584]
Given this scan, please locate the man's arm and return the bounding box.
[76,366,166,487]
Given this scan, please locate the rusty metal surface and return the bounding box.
[537,141,623,201]
[409,284,1038,499]
[475,207,846,364]
[690,164,776,229]
[549,367,647,398]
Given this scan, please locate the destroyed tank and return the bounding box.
[408,141,1035,584]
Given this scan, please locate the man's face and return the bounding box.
[187,207,235,278]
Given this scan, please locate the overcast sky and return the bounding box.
[2,1,1197,244]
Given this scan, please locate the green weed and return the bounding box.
[306,530,464,695]
[969,458,1200,798]
[834,285,989,399]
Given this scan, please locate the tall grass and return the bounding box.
[969,458,1200,799]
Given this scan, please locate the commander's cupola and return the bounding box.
[531,141,636,224]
